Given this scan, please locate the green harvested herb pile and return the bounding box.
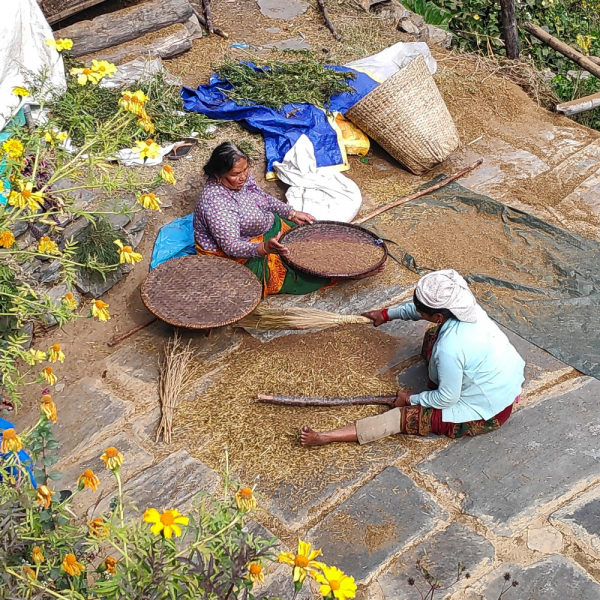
[215,53,357,111]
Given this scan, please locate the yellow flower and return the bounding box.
[78,469,100,491]
[36,485,53,509]
[40,394,58,423]
[26,349,47,365]
[88,517,109,538]
[133,139,161,160]
[41,366,57,386]
[0,230,15,248]
[235,487,257,511]
[70,67,101,86]
[91,59,117,78]
[91,299,110,322]
[38,236,60,255]
[314,565,356,600]
[44,130,69,147]
[118,91,133,112]
[278,541,323,583]
[2,139,24,160]
[1,428,23,453]
[23,565,37,580]
[48,344,65,363]
[8,181,43,212]
[101,446,124,471]
[122,90,150,116]
[105,556,117,575]
[473,14,480,19]
[131,90,148,104]
[12,87,30,97]
[56,131,68,142]
[62,292,78,310]
[46,38,73,52]
[248,562,265,584]
[32,546,45,564]
[62,554,84,576]
[113,239,142,265]
[143,508,189,538]
[138,193,162,211]
[160,165,176,185]
[137,114,155,134]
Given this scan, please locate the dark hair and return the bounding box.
[204,142,248,178]
[413,291,456,320]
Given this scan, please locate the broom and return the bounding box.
[235,306,372,331]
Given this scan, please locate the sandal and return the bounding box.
[166,138,198,161]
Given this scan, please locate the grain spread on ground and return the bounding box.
[286,240,385,275]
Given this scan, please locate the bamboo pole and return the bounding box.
[257,393,396,407]
[352,159,483,224]
[557,91,600,116]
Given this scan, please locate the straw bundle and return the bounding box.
[235,306,372,330]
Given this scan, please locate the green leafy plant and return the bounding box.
[403,0,453,30]
[73,218,122,276]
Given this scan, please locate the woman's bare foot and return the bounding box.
[300,425,327,447]
[349,263,385,280]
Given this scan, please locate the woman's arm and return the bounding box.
[410,349,463,409]
[247,175,293,218]
[363,302,422,327]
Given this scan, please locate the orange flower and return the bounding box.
[62,553,84,576]
[23,565,37,580]
[48,344,65,363]
[41,366,57,386]
[1,428,22,453]
[88,517,109,538]
[36,485,53,509]
[160,165,176,185]
[62,292,78,310]
[91,299,110,322]
[104,556,117,574]
[0,230,15,248]
[248,562,265,584]
[78,469,100,491]
[101,447,123,471]
[235,487,257,511]
[40,394,57,423]
[32,546,45,564]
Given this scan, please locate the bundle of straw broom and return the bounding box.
[236,306,372,330]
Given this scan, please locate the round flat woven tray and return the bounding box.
[280,221,387,278]
[141,255,262,329]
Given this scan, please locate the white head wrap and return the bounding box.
[415,269,477,323]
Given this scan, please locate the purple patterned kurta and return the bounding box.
[193,175,293,258]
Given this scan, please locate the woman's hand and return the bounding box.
[362,310,386,327]
[290,210,316,226]
[261,232,289,256]
[393,390,411,407]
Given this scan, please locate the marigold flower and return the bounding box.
[278,541,323,583]
[160,165,176,185]
[248,562,265,584]
[41,394,58,423]
[101,446,124,471]
[62,553,84,576]
[41,366,57,386]
[1,428,23,453]
[143,508,189,538]
[13,87,30,97]
[133,139,161,160]
[62,292,78,310]
[114,239,142,265]
[70,67,101,86]
[105,556,117,574]
[38,236,60,255]
[46,38,73,51]
[235,487,257,511]
[118,91,133,112]
[91,299,110,322]
[77,468,100,491]
[137,193,162,211]
[3,139,24,160]
[0,230,15,248]
[89,517,109,538]
[137,114,155,134]
[32,546,45,564]
[8,181,43,212]
[48,344,66,363]
[23,565,37,580]
[91,60,117,78]
[314,564,356,600]
[36,485,53,509]
[131,90,148,104]
[27,349,47,365]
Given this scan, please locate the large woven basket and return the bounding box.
[346,55,460,175]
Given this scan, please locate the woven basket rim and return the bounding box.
[280,220,388,278]
[140,255,263,329]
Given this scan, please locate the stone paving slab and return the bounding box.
[396,360,429,393]
[378,319,430,372]
[419,377,600,537]
[52,377,135,458]
[376,523,494,600]
[464,555,600,599]
[91,449,219,519]
[256,565,315,600]
[307,467,448,584]
[551,484,600,557]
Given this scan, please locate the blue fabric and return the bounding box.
[181,65,378,174]
[0,417,37,488]
[388,303,525,423]
[150,213,196,270]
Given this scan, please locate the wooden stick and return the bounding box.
[557,90,600,116]
[106,317,157,347]
[257,393,396,407]
[202,0,214,34]
[499,0,519,60]
[352,159,483,224]
[523,22,600,80]
[191,5,229,38]
[316,0,342,41]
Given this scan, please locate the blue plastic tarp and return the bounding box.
[150,213,196,270]
[181,65,378,174]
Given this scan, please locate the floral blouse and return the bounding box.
[193,175,293,258]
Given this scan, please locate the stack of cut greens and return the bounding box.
[214,53,357,111]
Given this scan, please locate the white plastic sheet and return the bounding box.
[273,135,362,223]
[0,0,66,131]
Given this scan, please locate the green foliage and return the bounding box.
[552,72,600,129]
[73,218,121,276]
[403,0,452,30]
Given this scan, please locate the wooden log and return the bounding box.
[499,0,519,60]
[257,393,396,407]
[316,0,342,41]
[556,91,600,116]
[352,159,483,224]
[523,22,600,80]
[54,0,193,57]
[45,0,107,25]
[106,317,157,347]
[202,0,214,34]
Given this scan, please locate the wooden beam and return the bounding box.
[45,0,107,25]
[499,0,519,60]
[557,91,600,116]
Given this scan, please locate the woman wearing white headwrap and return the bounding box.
[301,269,525,447]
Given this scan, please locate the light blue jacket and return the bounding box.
[388,302,525,423]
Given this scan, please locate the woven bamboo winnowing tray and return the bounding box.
[346,55,460,175]
[141,255,262,329]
